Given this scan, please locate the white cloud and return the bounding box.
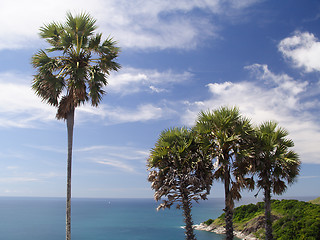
[180,64,320,164]
[279,31,320,72]
[104,104,164,123]
[108,67,192,95]
[0,0,260,50]
[75,145,149,173]
[0,70,176,128]
[149,86,167,93]
[95,159,135,173]
[0,72,56,128]
[0,177,39,183]
[76,145,149,161]
[228,0,263,9]
[74,102,169,125]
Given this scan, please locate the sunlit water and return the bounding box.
[0,196,312,240]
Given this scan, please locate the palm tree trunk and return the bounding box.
[224,166,234,240]
[182,191,196,240]
[66,109,75,240]
[264,185,273,240]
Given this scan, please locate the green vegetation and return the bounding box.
[32,12,120,240]
[149,106,301,240]
[250,121,300,240]
[309,196,320,205]
[203,199,320,240]
[195,106,254,240]
[147,127,213,240]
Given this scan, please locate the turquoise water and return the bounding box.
[0,197,243,240]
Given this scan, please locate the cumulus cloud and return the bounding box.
[180,64,320,164]
[0,0,260,50]
[279,31,320,72]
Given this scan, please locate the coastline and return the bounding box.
[194,223,258,240]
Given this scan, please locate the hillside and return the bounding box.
[200,199,320,240]
[309,196,320,205]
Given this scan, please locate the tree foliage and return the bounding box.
[31,12,120,240]
[195,106,254,240]
[31,11,120,119]
[148,127,213,240]
[252,121,300,195]
[251,121,300,240]
[207,199,320,240]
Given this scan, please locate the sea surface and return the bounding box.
[0,196,314,240]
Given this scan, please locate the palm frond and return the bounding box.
[253,121,300,197]
[88,66,107,106]
[88,33,102,50]
[32,74,64,106]
[32,11,120,120]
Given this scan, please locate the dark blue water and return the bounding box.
[0,197,241,240]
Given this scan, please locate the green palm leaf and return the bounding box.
[31,12,120,240]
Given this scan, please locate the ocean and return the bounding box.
[0,197,261,240]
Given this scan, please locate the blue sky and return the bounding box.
[0,0,319,199]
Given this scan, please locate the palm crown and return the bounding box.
[31,12,121,240]
[148,127,213,208]
[148,127,213,240]
[31,12,120,119]
[254,121,300,194]
[196,106,254,197]
[252,121,300,240]
[195,106,254,240]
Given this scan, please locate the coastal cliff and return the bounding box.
[196,198,320,240]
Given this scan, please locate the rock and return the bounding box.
[194,222,259,240]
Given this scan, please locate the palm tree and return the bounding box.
[148,127,213,240]
[31,12,120,240]
[195,106,254,240]
[252,121,300,240]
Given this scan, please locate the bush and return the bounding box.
[203,199,320,239]
[203,219,214,226]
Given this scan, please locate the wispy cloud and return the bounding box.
[0,0,261,51]
[105,104,164,123]
[0,177,39,183]
[25,144,65,154]
[0,72,56,128]
[75,144,149,173]
[75,102,169,125]
[76,145,149,160]
[298,175,320,179]
[108,67,192,95]
[0,70,179,128]
[95,159,136,173]
[279,31,320,72]
[180,64,320,164]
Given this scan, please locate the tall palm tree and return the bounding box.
[252,121,300,240]
[195,106,254,240]
[31,12,120,240]
[148,127,213,240]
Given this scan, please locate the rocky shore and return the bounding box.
[194,223,258,240]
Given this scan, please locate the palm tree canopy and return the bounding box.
[253,121,300,195]
[196,106,252,162]
[32,12,121,119]
[195,106,254,193]
[148,127,213,210]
